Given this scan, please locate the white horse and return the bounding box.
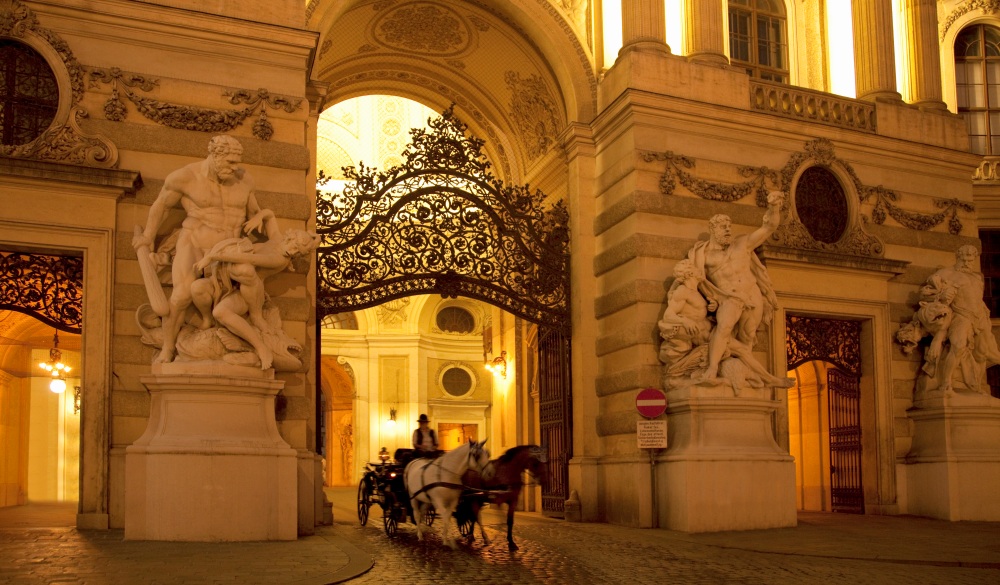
[404,439,492,549]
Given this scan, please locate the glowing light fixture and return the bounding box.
[39,330,70,394]
[485,350,508,380]
[386,406,397,427]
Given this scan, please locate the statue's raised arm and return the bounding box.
[745,190,785,250]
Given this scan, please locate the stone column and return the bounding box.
[852,0,902,101]
[686,0,728,65]
[902,0,947,109]
[620,0,671,55]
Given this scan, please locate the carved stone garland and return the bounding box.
[941,0,1000,40]
[87,67,302,141]
[0,250,83,333]
[786,315,861,377]
[645,138,974,257]
[316,106,570,332]
[0,0,116,167]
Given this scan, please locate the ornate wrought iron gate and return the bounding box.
[786,315,863,514]
[316,107,570,330]
[0,250,83,333]
[827,368,863,513]
[316,107,573,508]
[538,326,571,515]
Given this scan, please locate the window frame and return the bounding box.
[728,0,789,84]
[955,24,1000,156]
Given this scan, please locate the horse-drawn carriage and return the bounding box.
[356,441,546,550]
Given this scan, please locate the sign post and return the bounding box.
[636,388,668,528]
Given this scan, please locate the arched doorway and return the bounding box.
[0,250,82,520]
[319,356,356,487]
[786,315,864,514]
[316,106,571,514]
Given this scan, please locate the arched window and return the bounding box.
[0,39,59,146]
[321,312,359,330]
[728,0,788,83]
[435,306,475,334]
[955,25,1000,155]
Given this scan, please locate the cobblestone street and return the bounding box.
[327,488,1000,585]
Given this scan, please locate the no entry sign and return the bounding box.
[636,387,667,418]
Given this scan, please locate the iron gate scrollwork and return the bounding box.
[538,326,571,515]
[0,250,83,333]
[786,315,864,514]
[315,106,570,331]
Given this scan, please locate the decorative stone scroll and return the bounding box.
[941,0,1000,40]
[0,0,117,167]
[506,71,563,161]
[87,67,303,141]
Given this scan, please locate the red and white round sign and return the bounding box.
[636,387,667,418]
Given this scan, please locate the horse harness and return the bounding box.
[408,447,484,502]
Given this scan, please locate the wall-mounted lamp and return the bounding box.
[485,350,507,380]
[386,406,397,426]
[39,330,70,394]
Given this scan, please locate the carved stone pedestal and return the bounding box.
[125,366,297,541]
[660,385,796,532]
[905,392,1000,521]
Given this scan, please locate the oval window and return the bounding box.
[795,166,849,244]
[0,40,59,146]
[442,367,473,397]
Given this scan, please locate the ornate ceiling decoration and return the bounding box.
[372,2,478,55]
[506,71,562,161]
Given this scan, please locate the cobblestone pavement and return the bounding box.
[1,494,998,584]
[327,488,1000,585]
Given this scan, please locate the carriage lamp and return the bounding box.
[485,350,507,380]
[379,447,391,463]
[39,331,71,393]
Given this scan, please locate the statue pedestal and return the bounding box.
[661,385,796,532]
[125,366,297,541]
[905,392,1000,521]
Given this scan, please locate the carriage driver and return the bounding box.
[412,414,440,456]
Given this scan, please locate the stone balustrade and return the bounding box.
[750,80,877,133]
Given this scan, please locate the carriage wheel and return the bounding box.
[383,511,398,537]
[424,508,436,526]
[356,480,370,526]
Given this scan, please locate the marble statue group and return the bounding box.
[897,245,1000,396]
[658,191,793,393]
[133,135,318,371]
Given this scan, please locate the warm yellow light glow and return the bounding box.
[827,0,856,98]
[49,378,66,394]
[665,0,683,56]
[891,0,910,102]
[602,0,623,69]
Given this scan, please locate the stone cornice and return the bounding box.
[0,156,141,194]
